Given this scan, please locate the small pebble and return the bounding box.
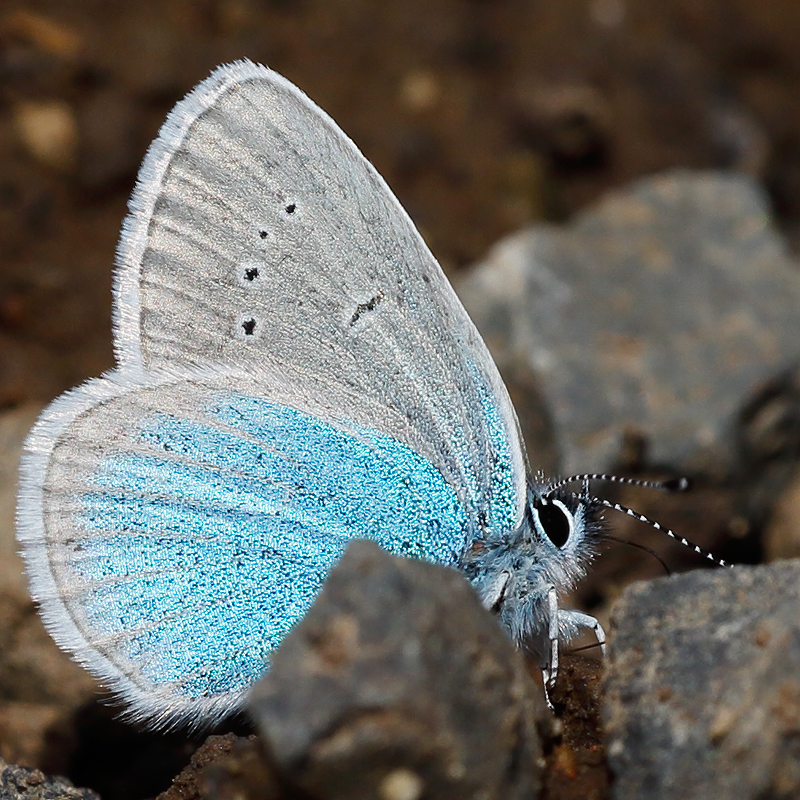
[13,100,78,172]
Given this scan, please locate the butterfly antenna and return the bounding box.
[590,495,730,568]
[546,472,691,496]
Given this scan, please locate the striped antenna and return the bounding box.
[542,472,729,567]
[590,495,730,568]
[545,472,691,496]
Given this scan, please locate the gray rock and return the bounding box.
[736,363,800,531]
[762,457,800,562]
[458,170,800,477]
[603,560,800,800]
[0,758,99,800]
[249,540,544,800]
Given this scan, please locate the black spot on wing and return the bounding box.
[349,292,384,327]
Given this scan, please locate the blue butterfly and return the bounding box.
[16,61,723,729]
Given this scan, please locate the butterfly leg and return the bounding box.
[540,585,559,710]
[560,610,606,654]
[479,569,511,611]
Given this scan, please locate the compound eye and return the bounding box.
[534,498,574,548]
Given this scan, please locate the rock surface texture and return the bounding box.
[603,560,800,800]
[459,170,800,476]
[0,758,100,800]
[250,541,545,800]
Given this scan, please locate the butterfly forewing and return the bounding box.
[117,61,526,529]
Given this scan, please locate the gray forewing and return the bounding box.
[115,61,527,532]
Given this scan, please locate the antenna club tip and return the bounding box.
[663,477,692,492]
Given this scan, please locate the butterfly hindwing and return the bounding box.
[18,369,471,724]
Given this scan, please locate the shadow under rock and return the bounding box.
[40,699,254,800]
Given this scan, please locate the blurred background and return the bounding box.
[2,2,800,798]
[4,0,800,404]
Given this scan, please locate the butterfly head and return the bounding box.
[460,471,726,656]
[525,480,605,575]
[459,478,604,650]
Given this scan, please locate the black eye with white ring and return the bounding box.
[533,497,574,548]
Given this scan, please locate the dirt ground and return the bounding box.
[2,2,799,798]
[5,0,800,407]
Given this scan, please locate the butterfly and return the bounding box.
[16,60,725,729]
